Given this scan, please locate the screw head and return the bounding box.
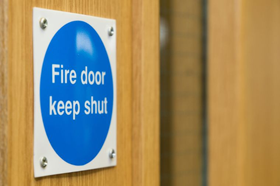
[108,27,114,36]
[109,149,116,159]
[39,17,48,29]
[40,156,48,168]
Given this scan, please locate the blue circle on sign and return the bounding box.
[40,21,114,166]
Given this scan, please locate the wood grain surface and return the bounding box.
[209,0,280,186]
[132,0,160,185]
[0,0,8,185]
[242,1,280,185]
[0,0,157,185]
[208,0,244,185]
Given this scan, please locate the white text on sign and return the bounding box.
[49,64,109,120]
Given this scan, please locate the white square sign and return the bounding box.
[33,8,117,178]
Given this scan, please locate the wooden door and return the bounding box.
[0,0,159,185]
[208,0,280,185]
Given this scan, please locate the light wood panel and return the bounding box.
[209,0,280,186]
[0,0,8,185]
[1,0,160,185]
[242,1,280,185]
[6,0,133,185]
[132,0,160,185]
[208,0,244,185]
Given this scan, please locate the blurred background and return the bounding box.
[160,0,280,186]
[160,0,206,185]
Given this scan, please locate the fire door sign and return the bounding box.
[33,8,117,177]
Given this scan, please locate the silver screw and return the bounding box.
[40,156,48,168]
[109,149,116,159]
[39,17,48,29]
[108,27,114,36]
